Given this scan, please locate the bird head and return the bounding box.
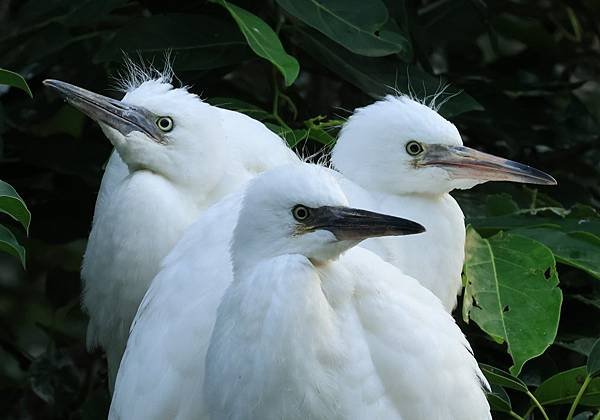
[232,164,425,269]
[332,95,556,195]
[43,78,226,190]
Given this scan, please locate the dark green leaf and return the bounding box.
[487,383,512,413]
[588,338,600,378]
[463,228,563,375]
[276,0,411,58]
[0,68,33,97]
[479,363,529,393]
[95,15,253,71]
[206,97,273,122]
[0,224,26,268]
[0,180,31,232]
[214,0,299,86]
[534,367,600,407]
[514,227,600,280]
[292,27,481,117]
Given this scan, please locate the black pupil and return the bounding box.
[159,118,170,128]
[295,207,307,219]
[409,143,420,154]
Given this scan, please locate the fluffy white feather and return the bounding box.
[109,164,491,420]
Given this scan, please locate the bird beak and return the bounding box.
[309,206,425,241]
[419,144,556,185]
[43,79,164,143]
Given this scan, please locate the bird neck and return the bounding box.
[205,254,345,419]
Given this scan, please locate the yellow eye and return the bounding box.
[156,116,174,132]
[406,140,424,156]
[292,205,311,221]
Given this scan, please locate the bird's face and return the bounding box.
[332,95,556,195]
[44,79,226,190]
[232,164,425,268]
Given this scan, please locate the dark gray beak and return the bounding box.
[308,206,425,241]
[43,79,164,143]
[419,144,557,185]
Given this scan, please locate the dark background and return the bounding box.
[1,0,599,418]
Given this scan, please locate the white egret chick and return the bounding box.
[43,75,298,390]
[109,164,491,420]
[332,95,556,310]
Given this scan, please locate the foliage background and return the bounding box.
[0,0,599,419]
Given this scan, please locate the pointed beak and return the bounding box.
[308,206,425,241]
[43,79,164,143]
[419,144,556,185]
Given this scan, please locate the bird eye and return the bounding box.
[156,116,174,132]
[292,205,311,222]
[405,141,424,156]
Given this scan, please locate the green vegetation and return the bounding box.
[0,1,599,418]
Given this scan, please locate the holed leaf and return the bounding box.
[463,228,562,375]
[276,0,411,58]
[214,0,299,86]
[514,227,600,280]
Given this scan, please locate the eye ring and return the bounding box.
[405,140,424,156]
[292,205,311,222]
[156,116,174,132]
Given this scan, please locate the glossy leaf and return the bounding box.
[214,0,299,86]
[534,367,600,407]
[276,0,411,58]
[463,228,563,375]
[0,68,33,97]
[480,363,529,393]
[293,27,481,117]
[0,224,26,268]
[95,14,252,70]
[0,179,31,233]
[588,339,600,378]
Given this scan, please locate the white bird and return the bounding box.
[43,71,298,390]
[109,163,491,420]
[332,95,556,310]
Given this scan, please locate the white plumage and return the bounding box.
[333,95,555,310]
[48,76,299,390]
[110,163,491,420]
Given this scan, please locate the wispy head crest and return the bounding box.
[112,51,178,93]
[384,67,463,113]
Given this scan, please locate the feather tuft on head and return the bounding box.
[111,52,177,93]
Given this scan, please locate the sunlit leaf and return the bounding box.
[0,68,33,97]
[463,228,563,375]
[214,0,299,86]
[0,180,31,233]
[276,0,411,58]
